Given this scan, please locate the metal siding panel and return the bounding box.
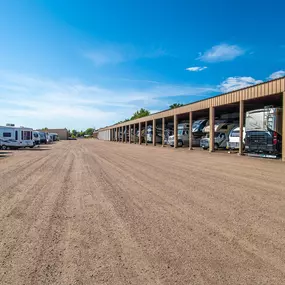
[269,82,273,94]
[261,84,265,96]
[276,79,280,93]
[248,88,253,100]
[242,89,246,101]
[231,93,234,103]
[257,85,262,97]
[251,87,257,98]
[229,92,233,103]
[244,89,247,100]
[272,80,276,94]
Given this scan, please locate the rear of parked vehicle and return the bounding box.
[245,131,282,154]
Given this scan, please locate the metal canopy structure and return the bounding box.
[98,77,285,161]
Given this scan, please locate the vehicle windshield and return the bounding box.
[215,132,222,138]
[178,130,183,135]
[192,120,202,128]
[34,133,39,138]
[231,130,240,137]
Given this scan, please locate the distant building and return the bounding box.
[93,130,99,139]
[37,128,69,140]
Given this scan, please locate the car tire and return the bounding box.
[214,143,219,150]
[178,140,183,147]
[2,145,7,150]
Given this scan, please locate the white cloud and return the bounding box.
[0,71,216,129]
[185,66,207,72]
[84,50,125,65]
[84,44,168,66]
[198,44,245,62]
[219,76,263,93]
[268,70,285,80]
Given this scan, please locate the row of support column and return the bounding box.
[110,94,285,161]
[111,104,244,154]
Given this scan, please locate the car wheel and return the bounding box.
[214,143,219,150]
[2,145,7,150]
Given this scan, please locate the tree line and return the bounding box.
[68,128,95,138]
[66,103,184,136]
[116,103,184,124]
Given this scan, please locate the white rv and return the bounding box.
[49,133,59,141]
[168,122,203,147]
[227,127,245,150]
[168,123,190,147]
[146,126,162,143]
[0,126,35,149]
[33,131,41,145]
[200,123,237,150]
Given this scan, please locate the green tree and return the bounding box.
[169,103,184,109]
[85,128,94,136]
[77,130,85,137]
[115,108,150,124]
[71,129,78,137]
[130,108,150,120]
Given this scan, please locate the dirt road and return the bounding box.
[0,140,285,285]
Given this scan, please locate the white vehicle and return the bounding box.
[46,133,53,143]
[168,123,190,147]
[0,126,35,149]
[202,120,229,133]
[227,127,245,150]
[146,126,162,143]
[49,133,59,141]
[200,123,236,150]
[33,131,41,146]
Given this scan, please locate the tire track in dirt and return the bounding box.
[1,140,285,285]
[85,141,285,284]
[0,145,73,285]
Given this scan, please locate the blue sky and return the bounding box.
[0,0,284,130]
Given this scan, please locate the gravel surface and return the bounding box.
[0,140,285,285]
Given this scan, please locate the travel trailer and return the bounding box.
[227,127,245,150]
[33,131,41,145]
[49,133,59,141]
[0,126,34,149]
[245,107,282,156]
[38,132,47,144]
